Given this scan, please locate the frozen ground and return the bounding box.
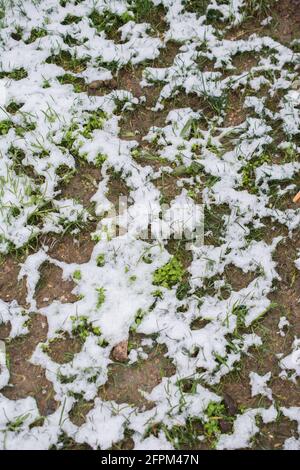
[0,0,300,450]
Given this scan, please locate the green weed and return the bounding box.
[57,74,86,93]
[62,14,81,25]
[81,110,107,138]
[7,413,30,432]
[153,257,185,289]
[131,308,145,332]
[240,153,271,193]
[204,401,228,440]
[71,315,101,342]
[96,253,105,267]
[0,119,13,135]
[46,51,88,73]
[25,28,47,44]
[96,287,106,309]
[73,270,82,281]
[0,68,28,80]
[89,9,133,37]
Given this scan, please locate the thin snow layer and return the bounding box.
[0,0,299,450]
[279,338,300,383]
[249,372,272,401]
[281,407,300,450]
[217,405,277,450]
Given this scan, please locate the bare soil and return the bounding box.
[0,0,299,450]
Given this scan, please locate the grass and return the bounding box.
[245,0,278,19]
[0,0,5,20]
[161,418,204,449]
[183,0,209,16]
[0,0,299,451]
[94,154,107,167]
[11,25,23,41]
[0,68,28,80]
[203,401,229,440]
[232,303,248,331]
[57,73,86,93]
[128,0,154,22]
[89,8,133,38]
[155,400,231,449]
[71,315,102,342]
[0,119,13,135]
[204,204,229,246]
[130,308,145,332]
[153,257,185,289]
[59,123,82,160]
[81,110,107,138]
[72,269,81,281]
[96,287,106,309]
[15,120,36,137]
[7,413,31,432]
[61,14,81,25]
[56,164,76,183]
[63,33,82,47]
[46,51,88,73]
[25,28,47,44]
[6,101,23,114]
[96,253,105,267]
[205,92,228,117]
[240,152,271,193]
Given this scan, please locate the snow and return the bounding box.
[279,338,300,383]
[73,399,133,450]
[0,0,299,450]
[249,372,273,401]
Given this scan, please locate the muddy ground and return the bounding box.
[0,0,300,450]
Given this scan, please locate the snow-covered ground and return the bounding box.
[0,0,299,450]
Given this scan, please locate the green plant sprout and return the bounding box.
[153,257,185,289]
[96,287,106,309]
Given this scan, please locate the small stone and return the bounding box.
[219,419,232,433]
[87,79,117,95]
[112,340,128,362]
[223,391,238,416]
[293,191,300,203]
[88,80,102,90]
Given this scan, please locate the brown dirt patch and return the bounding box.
[111,433,134,450]
[246,218,289,244]
[227,0,300,44]
[99,344,175,410]
[232,52,258,74]
[217,230,300,447]
[1,314,58,416]
[254,417,298,450]
[69,400,94,427]
[166,239,193,270]
[97,43,180,144]
[224,265,257,291]
[47,334,82,364]
[41,227,96,264]
[36,262,77,309]
[270,0,300,43]
[69,341,175,428]
[273,233,300,287]
[268,172,300,211]
[151,41,180,68]
[54,434,92,450]
[106,172,130,207]
[60,164,101,209]
[0,256,27,306]
[224,90,247,127]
